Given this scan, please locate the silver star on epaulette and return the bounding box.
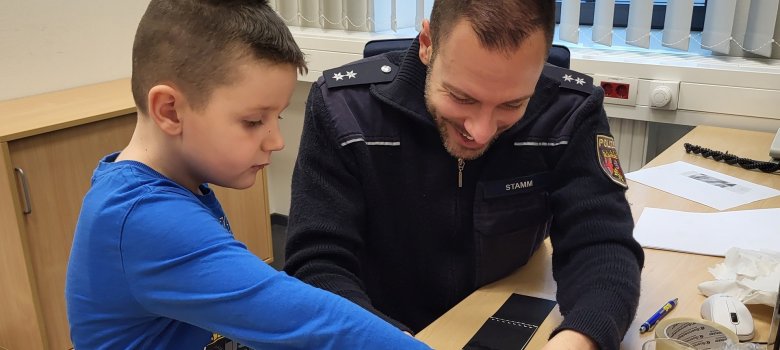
[575,77,586,85]
[562,74,573,82]
[345,70,357,79]
[333,72,345,81]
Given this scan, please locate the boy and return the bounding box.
[64,1,432,349]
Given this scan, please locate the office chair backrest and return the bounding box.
[363,38,571,69]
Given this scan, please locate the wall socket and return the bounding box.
[592,74,638,106]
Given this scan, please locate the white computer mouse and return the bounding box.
[700,293,754,341]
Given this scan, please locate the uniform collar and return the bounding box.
[371,37,433,126]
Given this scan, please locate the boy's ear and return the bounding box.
[419,19,433,66]
[147,85,184,136]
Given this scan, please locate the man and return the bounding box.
[284,1,644,348]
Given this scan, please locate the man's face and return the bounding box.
[421,20,547,160]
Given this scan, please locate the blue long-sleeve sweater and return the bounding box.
[66,153,431,350]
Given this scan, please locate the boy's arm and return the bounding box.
[546,92,644,350]
[283,84,411,331]
[121,195,430,350]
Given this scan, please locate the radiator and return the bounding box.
[608,117,649,172]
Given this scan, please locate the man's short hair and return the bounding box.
[429,0,555,55]
[131,0,307,114]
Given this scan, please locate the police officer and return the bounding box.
[284,1,644,349]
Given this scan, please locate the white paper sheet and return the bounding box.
[634,207,780,256]
[625,161,780,210]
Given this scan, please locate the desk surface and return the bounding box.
[417,126,780,349]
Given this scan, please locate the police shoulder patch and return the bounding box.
[323,57,399,89]
[596,134,627,188]
[543,64,593,94]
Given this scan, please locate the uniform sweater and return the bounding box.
[285,39,645,350]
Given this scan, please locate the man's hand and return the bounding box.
[541,330,598,350]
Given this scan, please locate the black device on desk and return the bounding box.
[684,127,780,173]
[684,143,780,173]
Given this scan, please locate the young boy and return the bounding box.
[64,1,432,349]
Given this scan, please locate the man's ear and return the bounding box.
[147,84,184,136]
[419,19,433,66]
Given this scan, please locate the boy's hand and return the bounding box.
[541,330,598,350]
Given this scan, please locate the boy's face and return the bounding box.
[179,59,296,190]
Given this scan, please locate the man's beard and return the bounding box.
[424,67,494,160]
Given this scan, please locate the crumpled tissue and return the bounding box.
[698,247,780,307]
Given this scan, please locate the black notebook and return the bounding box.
[463,293,557,350]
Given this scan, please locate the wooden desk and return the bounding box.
[417,126,780,349]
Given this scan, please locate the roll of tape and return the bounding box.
[654,317,739,350]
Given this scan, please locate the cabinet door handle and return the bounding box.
[13,167,32,214]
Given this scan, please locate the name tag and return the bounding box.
[482,173,549,199]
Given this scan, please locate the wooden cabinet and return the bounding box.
[0,79,273,349]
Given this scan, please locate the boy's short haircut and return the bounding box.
[131,0,307,115]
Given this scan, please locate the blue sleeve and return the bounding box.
[120,190,430,350]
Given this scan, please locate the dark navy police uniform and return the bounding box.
[284,38,644,350]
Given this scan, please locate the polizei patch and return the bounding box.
[596,135,627,188]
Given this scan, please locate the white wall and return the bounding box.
[266,81,312,215]
[0,1,150,100]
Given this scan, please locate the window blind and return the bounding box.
[558,0,780,58]
[272,1,780,58]
[701,0,736,54]
[269,0,421,32]
[592,0,616,46]
[626,0,653,48]
[559,0,582,43]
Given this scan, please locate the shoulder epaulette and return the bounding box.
[323,57,399,89]
[543,64,593,94]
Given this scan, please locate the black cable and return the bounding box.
[684,143,780,173]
